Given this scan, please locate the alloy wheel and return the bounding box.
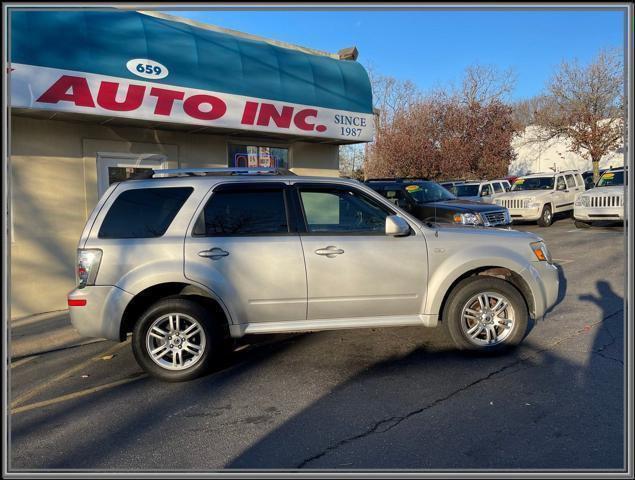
[146,313,207,370]
[460,292,516,346]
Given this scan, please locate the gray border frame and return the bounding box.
[2,2,633,478]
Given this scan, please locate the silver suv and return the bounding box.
[69,168,559,381]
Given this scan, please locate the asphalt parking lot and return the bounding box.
[9,216,626,471]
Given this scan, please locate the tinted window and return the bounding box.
[597,170,625,187]
[565,174,576,188]
[512,177,555,191]
[300,187,390,233]
[454,184,480,197]
[381,189,412,210]
[99,187,193,239]
[198,188,288,235]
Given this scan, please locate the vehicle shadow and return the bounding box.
[9,283,624,471]
[226,280,623,470]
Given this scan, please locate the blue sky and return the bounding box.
[166,8,625,101]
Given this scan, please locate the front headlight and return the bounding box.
[530,241,552,263]
[524,197,540,208]
[453,212,482,225]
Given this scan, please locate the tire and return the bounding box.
[574,219,591,228]
[132,296,226,382]
[443,276,529,352]
[537,204,553,227]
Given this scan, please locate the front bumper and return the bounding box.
[574,205,624,221]
[68,286,134,340]
[522,261,560,320]
[507,207,542,221]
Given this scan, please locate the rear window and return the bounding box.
[99,187,193,239]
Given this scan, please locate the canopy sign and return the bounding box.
[10,11,375,142]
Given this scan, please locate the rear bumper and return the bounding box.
[68,286,133,341]
[574,205,624,221]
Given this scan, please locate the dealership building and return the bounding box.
[9,10,375,319]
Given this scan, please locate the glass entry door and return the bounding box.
[97,153,167,197]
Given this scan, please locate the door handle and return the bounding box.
[315,246,344,258]
[198,248,230,260]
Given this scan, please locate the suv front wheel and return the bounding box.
[537,204,553,227]
[444,276,529,352]
[132,297,225,382]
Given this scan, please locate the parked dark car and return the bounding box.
[365,178,511,227]
[582,169,610,190]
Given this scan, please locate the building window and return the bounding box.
[228,144,288,169]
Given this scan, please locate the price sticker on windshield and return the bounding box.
[602,173,615,179]
[515,179,525,184]
[405,185,422,192]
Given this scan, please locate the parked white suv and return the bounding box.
[494,170,585,227]
[68,168,559,381]
[453,179,512,203]
[574,168,627,227]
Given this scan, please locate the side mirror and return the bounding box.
[385,215,410,236]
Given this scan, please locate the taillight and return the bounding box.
[76,249,103,288]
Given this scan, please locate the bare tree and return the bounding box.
[511,95,557,130]
[535,49,624,181]
[339,144,366,179]
[365,65,421,127]
[459,64,517,106]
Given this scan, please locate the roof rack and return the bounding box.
[129,167,296,180]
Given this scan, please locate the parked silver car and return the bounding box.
[69,168,559,381]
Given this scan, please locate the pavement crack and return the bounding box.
[296,308,624,469]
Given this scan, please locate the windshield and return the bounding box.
[597,171,625,187]
[512,177,554,191]
[404,182,456,203]
[454,184,480,197]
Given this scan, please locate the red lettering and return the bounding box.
[241,101,259,125]
[256,103,293,128]
[149,87,184,115]
[97,82,145,111]
[183,94,227,120]
[293,109,318,131]
[36,75,95,107]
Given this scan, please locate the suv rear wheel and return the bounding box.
[537,204,553,227]
[132,297,225,382]
[444,276,528,352]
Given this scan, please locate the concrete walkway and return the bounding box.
[10,310,104,360]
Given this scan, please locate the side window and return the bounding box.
[493,182,504,193]
[196,186,288,236]
[481,184,492,196]
[575,173,584,187]
[556,176,567,190]
[382,188,411,210]
[503,181,512,191]
[99,187,193,239]
[299,186,391,234]
[565,174,576,188]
